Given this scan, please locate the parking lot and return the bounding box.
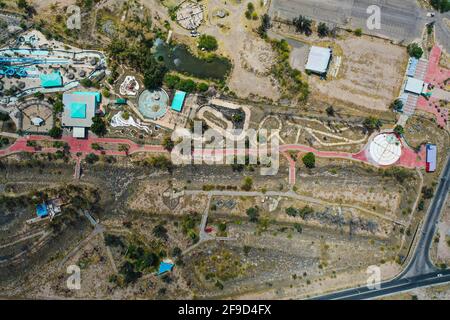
[269,0,426,43]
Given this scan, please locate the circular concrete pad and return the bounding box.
[369,133,402,166]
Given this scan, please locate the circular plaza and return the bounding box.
[369,133,402,166]
[137,89,169,120]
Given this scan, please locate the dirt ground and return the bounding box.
[199,0,280,101]
[310,35,408,111]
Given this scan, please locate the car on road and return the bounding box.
[427,12,435,17]
[437,274,443,277]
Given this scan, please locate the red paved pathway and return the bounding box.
[0,134,426,186]
[417,45,450,128]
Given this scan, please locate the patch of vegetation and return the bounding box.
[198,34,218,52]
[246,206,259,222]
[241,176,253,191]
[302,152,315,169]
[270,39,309,102]
[285,206,314,219]
[430,0,450,13]
[293,15,312,36]
[407,43,424,59]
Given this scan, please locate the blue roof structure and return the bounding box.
[40,71,63,88]
[70,102,87,119]
[158,262,174,275]
[36,203,48,218]
[407,58,419,77]
[426,144,437,173]
[171,90,186,112]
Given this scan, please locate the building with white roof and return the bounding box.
[404,77,425,95]
[305,46,332,75]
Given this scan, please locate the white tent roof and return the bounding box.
[405,77,424,95]
[305,46,332,74]
[31,117,44,126]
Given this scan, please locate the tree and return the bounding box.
[162,136,174,151]
[354,28,363,36]
[0,112,10,121]
[90,116,107,136]
[422,186,434,199]
[430,0,450,13]
[317,22,330,37]
[326,105,335,117]
[198,34,218,51]
[197,82,209,92]
[118,144,129,154]
[85,153,99,164]
[153,224,168,240]
[246,207,259,222]
[48,126,62,139]
[257,14,272,38]
[293,16,312,36]
[302,152,315,169]
[391,99,404,112]
[407,43,423,59]
[53,100,64,113]
[164,74,180,89]
[143,61,167,90]
[393,125,404,136]
[241,176,253,191]
[363,117,382,132]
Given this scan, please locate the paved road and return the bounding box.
[269,0,450,52]
[313,152,450,300]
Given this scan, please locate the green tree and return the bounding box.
[354,28,363,36]
[246,207,259,222]
[394,125,404,136]
[317,22,330,37]
[430,0,450,13]
[48,126,62,139]
[162,136,174,151]
[241,176,253,191]
[197,82,209,92]
[90,116,107,136]
[257,14,271,38]
[198,34,218,51]
[407,43,424,59]
[143,61,167,90]
[85,153,99,164]
[293,15,312,36]
[302,152,315,169]
[363,117,382,131]
[391,99,404,112]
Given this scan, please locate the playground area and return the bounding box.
[0,30,107,103]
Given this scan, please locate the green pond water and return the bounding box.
[153,40,231,81]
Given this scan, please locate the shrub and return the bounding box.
[354,28,363,36]
[198,34,218,51]
[302,152,315,169]
[407,43,423,59]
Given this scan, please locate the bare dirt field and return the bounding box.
[310,36,408,111]
[200,0,280,101]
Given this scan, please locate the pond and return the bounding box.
[153,39,231,81]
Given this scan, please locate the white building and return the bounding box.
[305,46,332,75]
